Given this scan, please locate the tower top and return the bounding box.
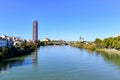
[33,20,38,23]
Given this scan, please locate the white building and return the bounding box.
[42,38,51,42]
[0,34,7,39]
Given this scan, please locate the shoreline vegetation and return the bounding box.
[40,41,69,46]
[1,35,120,61]
[0,41,41,61]
[96,49,120,56]
[0,40,68,61]
[70,36,120,55]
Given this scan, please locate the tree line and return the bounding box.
[94,36,120,50]
[70,36,120,50]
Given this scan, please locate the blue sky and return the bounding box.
[0,0,120,41]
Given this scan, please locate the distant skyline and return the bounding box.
[0,0,120,41]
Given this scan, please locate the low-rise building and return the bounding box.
[42,38,51,42]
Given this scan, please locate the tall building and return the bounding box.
[33,20,38,42]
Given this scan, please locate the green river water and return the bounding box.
[1,46,120,80]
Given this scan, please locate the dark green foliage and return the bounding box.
[94,38,103,48]
[0,42,37,60]
[40,41,45,46]
[102,36,120,49]
[0,47,8,58]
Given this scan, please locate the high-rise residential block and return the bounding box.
[33,20,38,42]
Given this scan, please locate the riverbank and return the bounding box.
[0,42,40,61]
[70,42,96,50]
[96,48,120,55]
[70,41,120,55]
[40,41,68,46]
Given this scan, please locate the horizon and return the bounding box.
[0,32,119,42]
[0,0,120,41]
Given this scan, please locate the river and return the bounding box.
[1,46,120,80]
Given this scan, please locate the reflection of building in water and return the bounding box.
[32,48,38,69]
[32,49,38,62]
[0,59,24,73]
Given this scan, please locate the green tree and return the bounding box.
[94,38,103,48]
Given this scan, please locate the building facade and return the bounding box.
[33,20,38,42]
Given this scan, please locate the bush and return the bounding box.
[70,42,84,48]
[84,43,96,50]
[0,47,8,57]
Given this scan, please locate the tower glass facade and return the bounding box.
[33,20,38,42]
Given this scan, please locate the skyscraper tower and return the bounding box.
[33,20,38,42]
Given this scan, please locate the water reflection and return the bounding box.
[86,49,94,54]
[0,48,38,73]
[77,48,120,67]
[84,49,120,68]
[99,51,120,67]
[32,48,38,70]
[32,48,38,63]
[1,46,120,80]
